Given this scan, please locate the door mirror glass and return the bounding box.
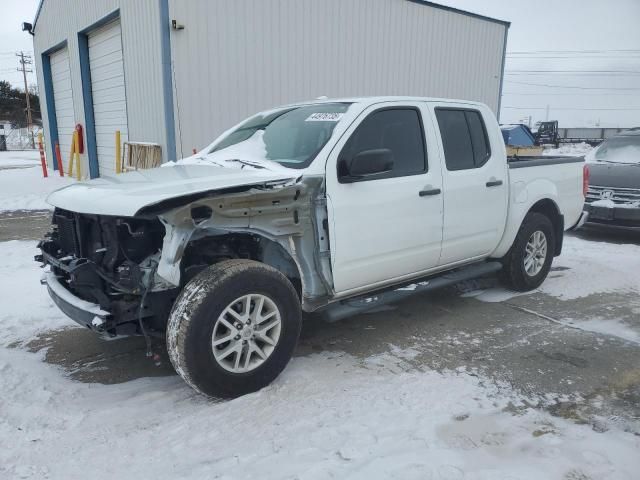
[340,148,394,182]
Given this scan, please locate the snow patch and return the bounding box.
[461,287,523,303]
[1,346,639,480]
[0,235,639,478]
[560,317,640,345]
[543,143,593,157]
[0,241,69,346]
[466,236,640,303]
[539,235,640,300]
[0,152,73,212]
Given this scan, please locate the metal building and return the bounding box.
[32,0,509,178]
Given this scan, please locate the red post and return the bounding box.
[54,142,65,177]
[37,132,48,178]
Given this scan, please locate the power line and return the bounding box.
[502,106,640,111]
[505,80,640,91]
[507,49,640,54]
[505,70,640,75]
[507,55,640,59]
[503,91,640,96]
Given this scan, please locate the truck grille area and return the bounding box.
[586,185,640,205]
[39,209,165,303]
[54,210,81,257]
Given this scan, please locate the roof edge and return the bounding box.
[406,0,510,28]
[32,0,45,31]
[32,0,510,32]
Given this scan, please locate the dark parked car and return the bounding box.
[584,129,640,228]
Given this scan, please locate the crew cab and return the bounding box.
[37,97,587,398]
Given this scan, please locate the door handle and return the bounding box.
[486,180,503,187]
[419,188,441,197]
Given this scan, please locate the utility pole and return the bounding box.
[16,51,35,149]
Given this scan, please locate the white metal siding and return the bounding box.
[33,0,506,170]
[33,0,167,174]
[49,47,75,163]
[168,0,507,158]
[88,19,128,176]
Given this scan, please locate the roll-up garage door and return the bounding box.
[88,18,128,176]
[49,47,75,164]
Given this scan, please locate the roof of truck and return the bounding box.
[290,96,488,108]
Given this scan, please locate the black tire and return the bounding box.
[499,212,555,292]
[167,259,301,398]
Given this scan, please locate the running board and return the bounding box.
[318,261,503,322]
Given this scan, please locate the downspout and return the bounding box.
[159,0,177,162]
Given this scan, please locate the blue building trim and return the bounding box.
[77,34,99,178]
[78,8,120,34]
[41,40,68,171]
[159,0,177,161]
[77,9,121,179]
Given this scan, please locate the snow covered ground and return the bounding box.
[0,151,73,212]
[1,148,639,479]
[0,150,41,168]
[1,237,639,478]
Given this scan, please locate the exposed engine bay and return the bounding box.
[36,176,334,336]
[37,209,177,335]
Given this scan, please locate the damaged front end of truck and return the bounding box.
[36,175,334,337]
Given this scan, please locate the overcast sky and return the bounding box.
[2,0,639,128]
[439,0,640,127]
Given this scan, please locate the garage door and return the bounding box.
[88,18,128,176]
[49,47,75,166]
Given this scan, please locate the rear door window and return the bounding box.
[436,108,491,171]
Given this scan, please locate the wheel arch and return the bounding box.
[527,198,564,256]
[181,232,303,298]
[492,194,564,259]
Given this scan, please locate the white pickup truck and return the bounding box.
[38,97,587,398]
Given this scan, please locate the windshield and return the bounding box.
[207,103,351,169]
[589,135,640,164]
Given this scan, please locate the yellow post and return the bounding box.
[73,130,81,180]
[67,132,75,176]
[115,130,121,174]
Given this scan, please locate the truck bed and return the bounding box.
[508,156,584,169]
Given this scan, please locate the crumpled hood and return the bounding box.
[46,164,297,216]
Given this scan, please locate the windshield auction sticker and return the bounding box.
[305,112,344,122]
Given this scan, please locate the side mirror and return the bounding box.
[339,148,394,183]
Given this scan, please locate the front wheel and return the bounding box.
[499,212,555,291]
[167,259,302,398]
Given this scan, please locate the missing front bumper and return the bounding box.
[43,272,111,332]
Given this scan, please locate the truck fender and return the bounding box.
[492,178,561,259]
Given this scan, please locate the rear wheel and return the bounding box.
[499,212,555,291]
[167,259,301,398]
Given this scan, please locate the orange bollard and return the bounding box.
[37,132,48,178]
[54,142,64,177]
